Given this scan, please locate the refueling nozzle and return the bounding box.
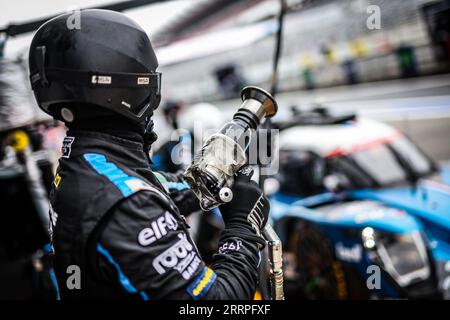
[183,86,278,210]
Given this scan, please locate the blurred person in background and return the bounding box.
[151,101,224,173]
[0,37,58,299]
[150,99,184,173]
[29,9,269,300]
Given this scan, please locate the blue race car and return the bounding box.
[270,111,450,299]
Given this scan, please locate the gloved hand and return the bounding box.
[169,187,200,217]
[154,171,201,217]
[219,166,269,237]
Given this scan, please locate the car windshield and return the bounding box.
[329,135,434,188]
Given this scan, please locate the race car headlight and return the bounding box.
[362,229,430,287]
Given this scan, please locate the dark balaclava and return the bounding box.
[61,103,158,155]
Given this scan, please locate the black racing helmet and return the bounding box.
[29,9,161,123]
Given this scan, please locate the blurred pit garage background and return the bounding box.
[0,0,450,299]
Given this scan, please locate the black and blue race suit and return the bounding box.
[48,131,262,299]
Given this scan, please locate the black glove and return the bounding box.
[169,187,201,217]
[154,171,201,217]
[219,166,269,237]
